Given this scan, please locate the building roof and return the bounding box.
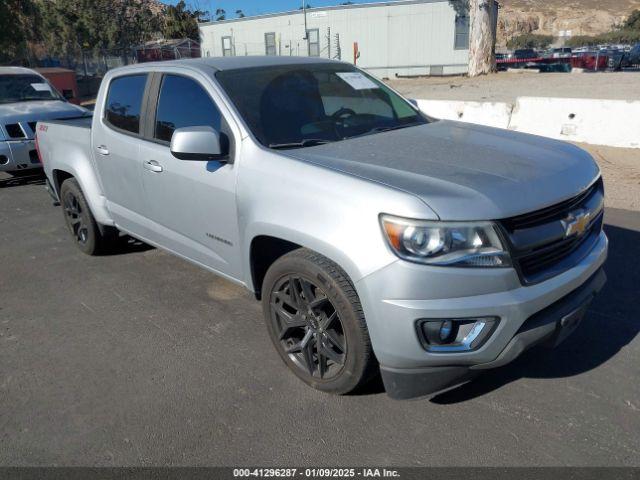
[35,67,75,75]
[199,0,446,27]
[115,56,343,74]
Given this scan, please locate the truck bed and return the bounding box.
[38,116,94,182]
[42,115,92,130]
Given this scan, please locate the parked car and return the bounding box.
[550,47,572,58]
[512,48,538,59]
[624,43,640,66]
[0,67,88,174]
[606,43,640,70]
[37,57,608,399]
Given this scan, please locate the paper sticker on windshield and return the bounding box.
[336,72,379,90]
[31,83,52,92]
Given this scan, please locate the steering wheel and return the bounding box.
[331,107,357,122]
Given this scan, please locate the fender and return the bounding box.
[46,132,114,227]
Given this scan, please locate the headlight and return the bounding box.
[380,214,511,267]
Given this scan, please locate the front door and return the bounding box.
[138,73,242,279]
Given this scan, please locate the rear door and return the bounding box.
[92,73,151,235]
[138,71,243,279]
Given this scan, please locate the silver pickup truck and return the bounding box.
[0,67,87,173]
[37,57,607,399]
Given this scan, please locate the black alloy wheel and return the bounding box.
[63,189,90,246]
[59,178,117,255]
[262,248,378,395]
[270,274,347,380]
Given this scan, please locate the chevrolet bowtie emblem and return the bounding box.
[562,209,592,238]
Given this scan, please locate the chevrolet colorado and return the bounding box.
[37,57,607,399]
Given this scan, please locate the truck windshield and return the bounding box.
[0,74,62,104]
[215,63,427,148]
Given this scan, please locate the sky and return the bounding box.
[162,1,389,18]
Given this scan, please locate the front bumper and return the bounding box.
[0,139,42,172]
[355,231,608,399]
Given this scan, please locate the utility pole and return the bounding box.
[302,0,309,54]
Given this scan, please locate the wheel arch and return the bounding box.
[48,158,114,228]
[247,227,364,301]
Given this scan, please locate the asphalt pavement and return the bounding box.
[1,171,638,466]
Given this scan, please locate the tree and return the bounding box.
[506,33,554,50]
[624,9,640,30]
[236,9,245,18]
[449,0,496,77]
[0,0,41,64]
[37,0,161,57]
[164,0,208,40]
[215,8,226,21]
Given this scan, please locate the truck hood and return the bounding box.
[282,120,601,221]
[0,100,88,138]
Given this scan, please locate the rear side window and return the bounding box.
[154,75,222,142]
[104,75,147,134]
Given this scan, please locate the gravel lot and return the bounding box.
[580,144,640,212]
[387,71,640,103]
[1,163,639,467]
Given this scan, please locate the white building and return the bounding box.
[199,0,498,79]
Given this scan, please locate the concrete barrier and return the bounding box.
[509,97,640,149]
[415,99,513,129]
[415,96,640,149]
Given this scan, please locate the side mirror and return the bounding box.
[63,89,75,100]
[170,126,229,162]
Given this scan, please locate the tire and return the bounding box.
[261,248,378,394]
[60,178,117,255]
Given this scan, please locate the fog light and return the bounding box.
[417,317,499,353]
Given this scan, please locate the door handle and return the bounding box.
[96,145,109,156]
[144,160,163,173]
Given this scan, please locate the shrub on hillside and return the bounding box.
[506,33,554,50]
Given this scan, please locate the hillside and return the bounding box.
[497,0,640,46]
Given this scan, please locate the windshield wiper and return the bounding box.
[268,139,333,150]
[347,121,425,140]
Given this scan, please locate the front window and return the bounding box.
[215,63,427,148]
[0,74,62,104]
[154,74,222,142]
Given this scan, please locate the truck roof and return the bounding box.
[0,66,42,76]
[110,56,343,75]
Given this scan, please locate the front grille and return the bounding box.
[500,178,604,285]
[5,123,26,139]
[502,180,601,231]
[517,215,603,276]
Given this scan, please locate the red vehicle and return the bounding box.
[570,53,609,71]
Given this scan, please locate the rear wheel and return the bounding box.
[262,248,377,394]
[60,178,117,255]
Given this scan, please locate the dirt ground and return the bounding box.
[581,144,640,212]
[387,71,640,103]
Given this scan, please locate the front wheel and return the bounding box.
[261,248,378,394]
[60,178,117,255]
